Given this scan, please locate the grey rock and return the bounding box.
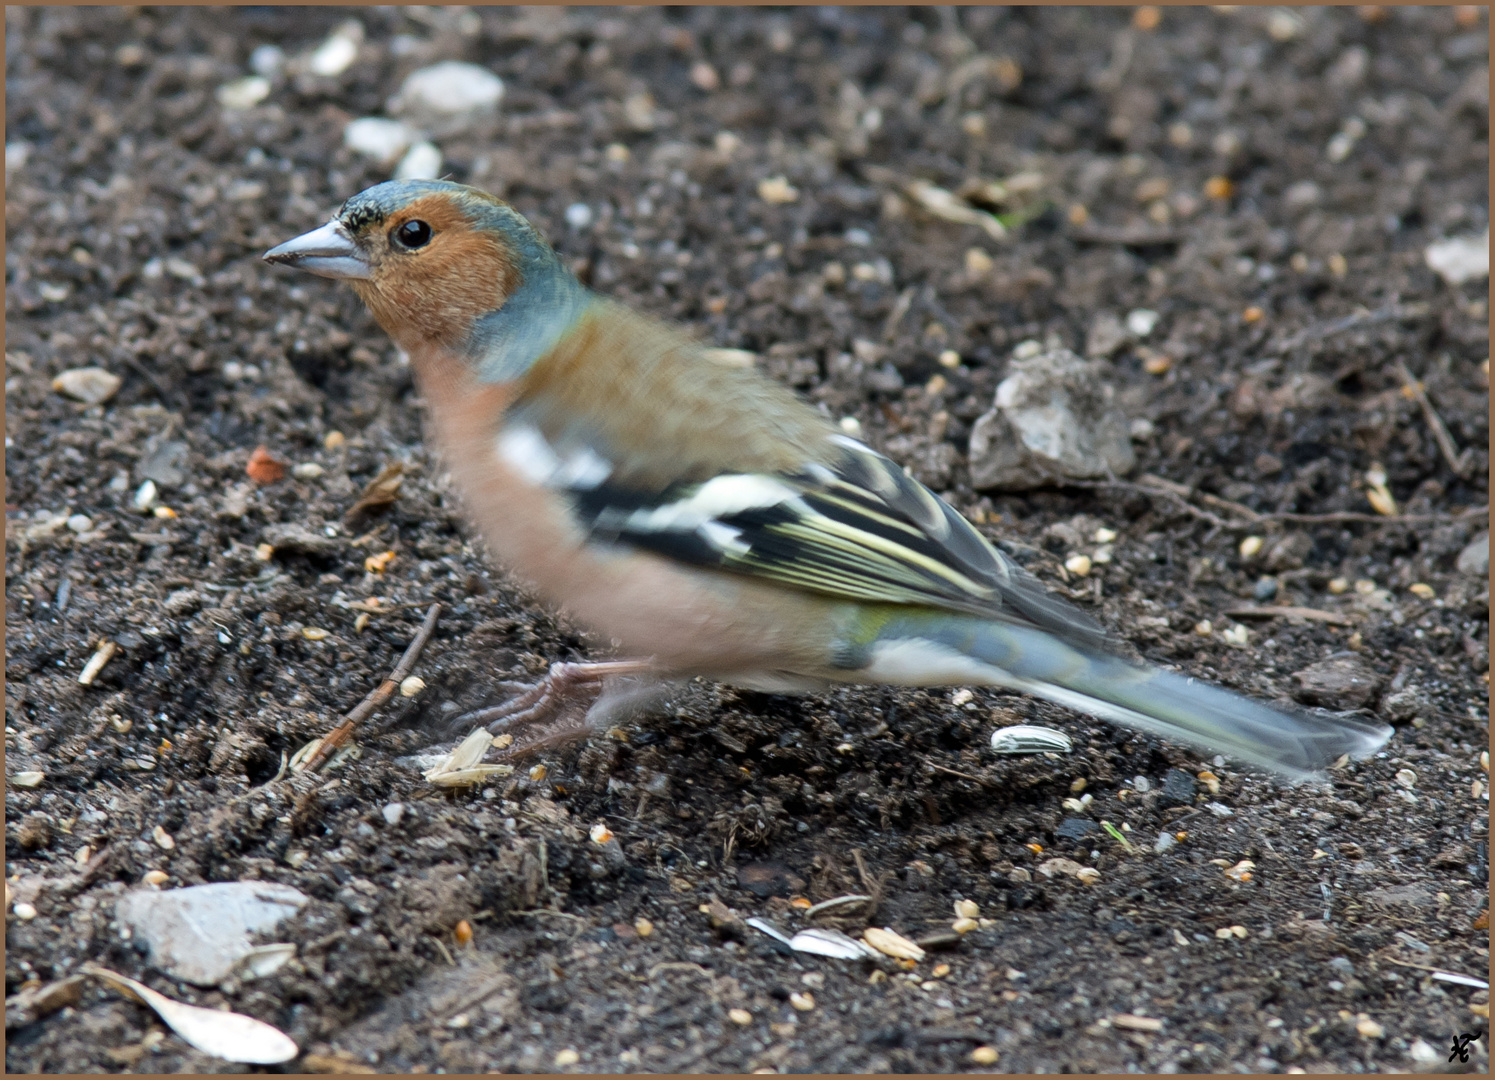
[136,439,190,489]
[1363,884,1435,911]
[260,522,340,556]
[1084,311,1128,358]
[968,344,1134,491]
[1457,531,1489,577]
[1290,653,1383,710]
[116,882,308,986]
[1380,687,1429,722]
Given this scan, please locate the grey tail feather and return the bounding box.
[884,614,1393,781]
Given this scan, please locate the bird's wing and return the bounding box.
[514,422,1112,651]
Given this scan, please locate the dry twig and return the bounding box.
[1396,360,1471,477]
[296,602,442,773]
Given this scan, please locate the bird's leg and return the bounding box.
[454,659,656,754]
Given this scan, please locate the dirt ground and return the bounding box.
[5,5,1490,1074]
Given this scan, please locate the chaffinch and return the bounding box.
[265,179,1391,778]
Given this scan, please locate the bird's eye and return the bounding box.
[392,220,432,250]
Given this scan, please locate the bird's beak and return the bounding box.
[263,220,371,280]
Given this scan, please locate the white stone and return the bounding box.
[394,141,442,181]
[308,23,360,78]
[382,802,405,826]
[1426,230,1489,285]
[343,117,417,164]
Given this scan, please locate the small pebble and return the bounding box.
[13,902,38,920]
[292,462,325,479]
[395,141,443,181]
[399,676,425,698]
[1328,577,1349,594]
[1239,535,1264,558]
[1075,867,1101,886]
[1253,576,1279,601]
[970,1046,1000,1065]
[1221,624,1250,646]
[308,23,359,78]
[382,802,405,826]
[634,917,654,938]
[1126,309,1160,337]
[1193,620,1213,637]
[52,367,122,405]
[343,117,416,163]
[1065,554,1092,577]
[1394,768,1417,789]
[133,480,159,512]
[12,771,44,788]
[938,349,961,369]
[590,823,614,845]
[1094,527,1117,543]
[553,1049,580,1068]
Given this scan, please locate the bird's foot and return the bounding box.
[452,659,656,759]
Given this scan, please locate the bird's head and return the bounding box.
[265,179,587,378]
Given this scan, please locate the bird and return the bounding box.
[265,178,1391,780]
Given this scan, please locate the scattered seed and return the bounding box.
[1197,770,1221,795]
[634,917,654,938]
[931,963,951,978]
[729,1008,753,1026]
[152,825,175,850]
[758,176,799,205]
[14,902,39,920]
[301,627,329,641]
[364,550,397,574]
[353,613,371,634]
[950,688,975,707]
[954,898,980,920]
[1366,485,1396,517]
[791,927,873,960]
[1094,527,1118,543]
[1394,768,1417,789]
[990,724,1072,754]
[143,870,169,886]
[255,543,275,561]
[1221,624,1250,646]
[1355,1016,1384,1039]
[1132,6,1161,30]
[1113,1013,1164,1032]
[970,1045,1000,1065]
[788,992,815,1012]
[1064,553,1092,577]
[1408,583,1435,599]
[1193,620,1213,636]
[803,894,872,919]
[863,926,926,962]
[1075,867,1101,886]
[1223,859,1255,882]
[1238,535,1264,558]
[553,1049,580,1067]
[12,771,44,788]
[399,676,425,698]
[79,640,119,686]
[324,431,346,450]
[454,919,473,946]
[1481,751,1489,774]
[590,823,614,845]
[1327,577,1349,594]
[952,918,979,934]
[292,462,325,480]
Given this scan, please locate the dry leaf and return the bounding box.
[345,462,405,520]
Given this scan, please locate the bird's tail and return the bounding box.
[854,611,1393,781]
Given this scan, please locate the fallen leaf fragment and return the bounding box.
[245,445,286,485]
[82,964,297,1064]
